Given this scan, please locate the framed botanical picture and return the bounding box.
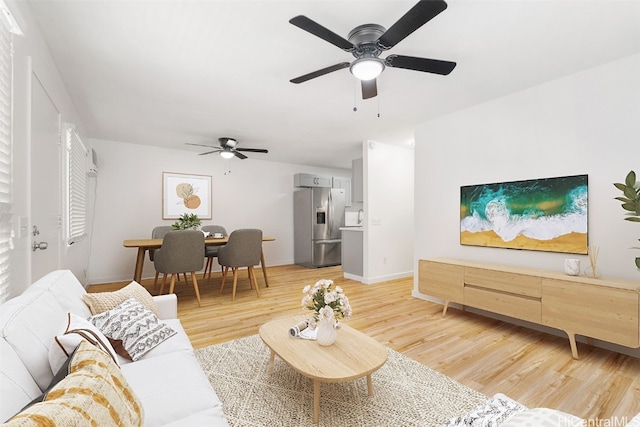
[162,172,212,219]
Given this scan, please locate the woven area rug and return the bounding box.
[194,334,487,427]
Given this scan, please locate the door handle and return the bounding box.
[32,241,48,252]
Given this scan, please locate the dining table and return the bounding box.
[123,236,276,285]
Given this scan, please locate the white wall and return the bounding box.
[8,0,90,294]
[412,52,640,356]
[363,141,414,283]
[414,53,640,284]
[87,139,349,283]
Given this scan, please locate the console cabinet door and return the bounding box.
[541,278,639,347]
[418,260,464,303]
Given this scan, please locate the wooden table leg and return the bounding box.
[260,247,269,287]
[366,374,374,396]
[134,247,146,282]
[313,380,320,424]
[268,349,275,374]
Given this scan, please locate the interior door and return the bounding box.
[30,72,61,281]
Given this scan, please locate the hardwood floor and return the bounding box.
[90,264,640,423]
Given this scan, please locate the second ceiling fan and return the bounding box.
[186,138,268,160]
[289,0,456,99]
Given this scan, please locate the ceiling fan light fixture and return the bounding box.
[350,58,384,81]
[220,150,234,159]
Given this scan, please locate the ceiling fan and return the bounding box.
[186,137,268,160]
[289,0,456,100]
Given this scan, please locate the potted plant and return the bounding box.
[614,170,640,270]
[171,213,201,230]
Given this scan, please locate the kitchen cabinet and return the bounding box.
[341,227,363,277]
[332,176,352,207]
[352,158,363,202]
[294,173,331,188]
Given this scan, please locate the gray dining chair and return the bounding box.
[218,229,263,301]
[201,225,228,280]
[149,226,175,290]
[153,230,205,306]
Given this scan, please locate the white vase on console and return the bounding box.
[564,259,580,276]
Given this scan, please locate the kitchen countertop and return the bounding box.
[340,227,363,232]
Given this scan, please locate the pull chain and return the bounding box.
[353,78,358,112]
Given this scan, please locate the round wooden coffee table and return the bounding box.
[259,315,388,424]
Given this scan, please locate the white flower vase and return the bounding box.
[316,318,337,346]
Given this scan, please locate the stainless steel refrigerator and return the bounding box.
[294,188,346,268]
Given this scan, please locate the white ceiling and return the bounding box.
[24,0,640,169]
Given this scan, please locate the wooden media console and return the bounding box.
[418,258,640,359]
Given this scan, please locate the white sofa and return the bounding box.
[0,270,228,426]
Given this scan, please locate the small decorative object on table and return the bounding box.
[586,245,600,278]
[301,279,352,346]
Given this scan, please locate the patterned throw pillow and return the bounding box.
[48,312,120,374]
[5,340,144,426]
[89,297,176,361]
[83,280,160,317]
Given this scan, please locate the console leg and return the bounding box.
[442,300,449,317]
[567,331,579,359]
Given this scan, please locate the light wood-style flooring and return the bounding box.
[90,264,640,423]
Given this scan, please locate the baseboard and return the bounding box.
[360,270,413,285]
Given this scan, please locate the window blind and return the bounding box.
[65,124,87,245]
[0,10,13,303]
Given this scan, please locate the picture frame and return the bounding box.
[460,174,588,254]
[162,172,212,219]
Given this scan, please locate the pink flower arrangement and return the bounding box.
[301,279,352,328]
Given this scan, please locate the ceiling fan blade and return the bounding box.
[290,62,350,84]
[377,0,448,50]
[361,79,377,99]
[233,151,248,160]
[289,15,354,51]
[385,54,456,75]
[199,150,221,156]
[236,148,269,153]
[186,143,217,149]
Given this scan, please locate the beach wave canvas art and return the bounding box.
[460,175,588,254]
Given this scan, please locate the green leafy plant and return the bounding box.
[171,213,201,230]
[614,170,640,270]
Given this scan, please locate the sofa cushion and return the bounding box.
[0,339,43,422]
[160,407,229,427]
[443,393,527,426]
[48,312,119,373]
[83,281,159,317]
[89,298,176,361]
[4,340,144,427]
[121,350,225,427]
[0,290,67,390]
[500,407,583,426]
[24,270,92,318]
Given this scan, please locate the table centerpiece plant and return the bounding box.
[302,279,352,346]
[171,213,201,230]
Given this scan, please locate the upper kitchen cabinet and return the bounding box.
[294,173,331,188]
[332,176,352,207]
[352,158,363,203]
